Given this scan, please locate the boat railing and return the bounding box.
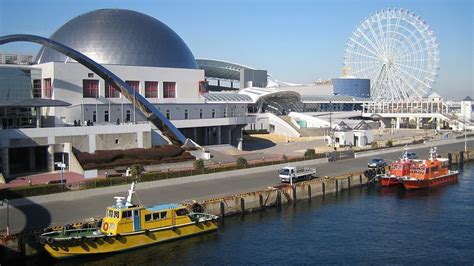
[42,227,101,238]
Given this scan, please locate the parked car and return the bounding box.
[368,158,387,168]
[406,152,418,159]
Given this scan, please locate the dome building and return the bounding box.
[1,9,254,179]
[36,9,198,69]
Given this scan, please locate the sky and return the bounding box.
[0,0,472,100]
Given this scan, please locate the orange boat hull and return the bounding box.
[401,172,458,190]
[380,176,399,186]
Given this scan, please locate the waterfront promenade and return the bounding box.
[0,139,471,233]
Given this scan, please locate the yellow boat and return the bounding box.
[39,182,219,259]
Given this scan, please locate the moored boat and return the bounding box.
[39,181,219,259]
[379,151,415,187]
[399,147,459,190]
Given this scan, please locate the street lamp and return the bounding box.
[329,101,333,147]
[0,199,10,236]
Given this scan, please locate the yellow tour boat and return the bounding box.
[39,181,219,259]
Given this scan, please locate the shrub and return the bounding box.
[282,154,288,161]
[129,164,143,178]
[386,140,393,147]
[193,159,205,172]
[304,149,316,158]
[236,157,248,168]
[371,142,378,148]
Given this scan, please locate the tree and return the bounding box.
[386,140,393,147]
[236,157,248,168]
[129,164,143,179]
[193,159,204,173]
[304,149,316,158]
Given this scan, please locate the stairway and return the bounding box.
[277,116,327,137]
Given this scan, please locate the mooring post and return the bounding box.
[447,153,452,168]
[460,151,464,168]
[220,201,225,218]
[308,185,312,200]
[292,185,297,202]
[359,174,362,186]
[259,194,264,209]
[240,197,245,213]
[276,190,282,207]
[322,182,326,196]
[335,179,339,192]
[348,176,351,189]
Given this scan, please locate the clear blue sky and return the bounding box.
[0,0,472,100]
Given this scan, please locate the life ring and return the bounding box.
[102,222,109,231]
[39,237,46,245]
[46,237,54,245]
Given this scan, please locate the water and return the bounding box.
[37,164,474,265]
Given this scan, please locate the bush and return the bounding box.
[371,142,378,148]
[304,149,316,158]
[1,184,69,200]
[236,157,248,168]
[282,154,288,161]
[193,159,205,172]
[386,140,393,147]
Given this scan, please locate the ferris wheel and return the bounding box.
[343,8,440,101]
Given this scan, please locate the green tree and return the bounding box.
[193,159,205,173]
[304,148,316,158]
[236,157,248,168]
[130,164,143,179]
[386,140,393,147]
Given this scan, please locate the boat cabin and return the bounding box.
[409,158,449,180]
[101,203,191,235]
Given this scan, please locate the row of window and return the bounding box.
[32,78,177,99]
[144,211,168,222]
[86,106,239,123]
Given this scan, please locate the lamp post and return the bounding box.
[329,101,333,148]
[1,199,10,236]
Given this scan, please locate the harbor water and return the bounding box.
[38,163,473,265]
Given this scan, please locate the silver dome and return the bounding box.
[35,9,198,69]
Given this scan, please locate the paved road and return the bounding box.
[0,139,471,234]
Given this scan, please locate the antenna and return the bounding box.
[125,181,136,207]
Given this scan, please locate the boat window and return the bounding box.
[108,210,113,218]
[160,211,167,219]
[145,214,152,222]
[152,213,160,220]
[114,211,119,218]
[175,209,189,216]
[134,210,139,216]
[122,210,132,218]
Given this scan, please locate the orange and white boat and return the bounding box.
[399,147,459,190]
[379,151,415,187]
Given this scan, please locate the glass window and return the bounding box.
[126,80,140,94]
[184,109,188,119]
[163,82,176,98]
[105,81,120,98]
[166,110,170,120]
[175,209,189,216]
[126,110,131,122]
[33,79,41,98]
[160,211,167,219]
[122,210,132,218]
[199,109,203,119]
[83,79,99,98]
[223,108,226,118]
[92,111,97,123]
[43,78,52,98]
[104,110,109,122]
[145,81,158,98]
[152,213,160,220]
[114,211,119,218]
[145,214,152,222]
[212,109,215,118]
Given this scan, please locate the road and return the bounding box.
[0,140,471,233]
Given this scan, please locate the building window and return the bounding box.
[163,82,176,98]
[231,110,234,117]
[43,78,52,98]
[166,110,170,120]
[145,81,158,98]
[223,108,227,118]
[126,110,131,122]
[126,80,140,94]
[199,109,203,119]
[83,79,99,98]
[105,81,120,98]
[33,79,41,98]
[104,110,109,122]
[184,109,188,119]
[212,109,215,118]
[92,111,97,123]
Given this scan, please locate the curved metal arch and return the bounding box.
[0,34,186,144]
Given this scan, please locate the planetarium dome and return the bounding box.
[35,9,198,69]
